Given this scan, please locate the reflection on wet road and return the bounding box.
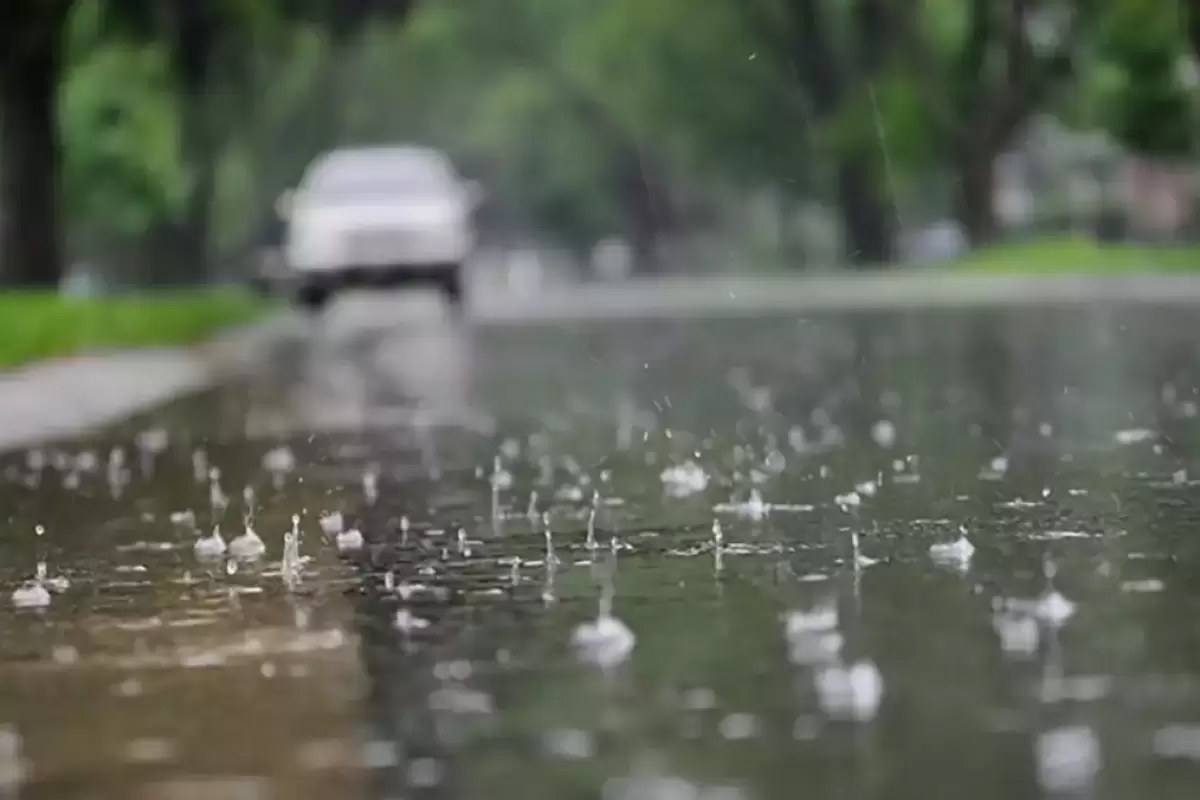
[7,293,1200,798]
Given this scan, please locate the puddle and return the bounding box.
[6,303,1200,798]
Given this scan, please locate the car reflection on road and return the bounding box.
[242,294,488,442]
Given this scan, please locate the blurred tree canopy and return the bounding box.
[1,0,1199,286]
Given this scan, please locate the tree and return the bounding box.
[584,0,900,267]
[60,34,188,258]
[1185,0,1200,66]
[893,0,1090,245]
[753,0,900,264]
[0,1,76,286]
[100,0,416,283]
[421,0,682,271]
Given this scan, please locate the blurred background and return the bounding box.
[2,0,1198,295]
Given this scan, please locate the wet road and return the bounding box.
[7,289,1200,798]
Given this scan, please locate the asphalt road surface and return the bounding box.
[7,279,1200,800]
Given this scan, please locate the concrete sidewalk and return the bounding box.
[0,317,289,454]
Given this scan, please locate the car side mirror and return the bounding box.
[275,188,295,220]
[463,180,485,209]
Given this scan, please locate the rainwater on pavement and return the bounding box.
[4,293,1200,799]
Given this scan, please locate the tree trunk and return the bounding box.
[783,0,896,268]
[0,21,67,287]
[837,155,893,266]
[1185,0,1200,67]
[616,145,670,274]
[166,0,217,285]
[955,147,998,246]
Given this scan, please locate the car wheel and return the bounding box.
[439,266,465,313]
[295,282,332,313]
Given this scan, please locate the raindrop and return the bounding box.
[928,527,975,571]
[834,491,861,510]
[719,713,760,741]
[992,600,1040,657]
[395,609,431,633]
[1036,725,1100,793]
[491,456,513,490]
[192,448,208,482]
[1035,590,1076,628]
[814,660,883,721]
[317,511,344,536]
[262,446,296,475]
[871,420,896,447]
[661,461,709,497]
[363,467,379,505]
[336,527,364,552]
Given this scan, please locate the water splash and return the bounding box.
[542,512,558,567]
[571,570,635,669]
[194,524,227,561]
[660,461,709,498]
[319,511,345,536]
[928,526,975,572]
[281,515,304,590]
[230,522,266,562]
[456,528,471,558]
[336,527,364,552]
[712,519,724,574]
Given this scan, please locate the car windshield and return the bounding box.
[305,150,454,199]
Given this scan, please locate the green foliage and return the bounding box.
[44,0,1200,274]
[951,236,1200,274]
[579,0,807,179]
[1092,0,1196,157]
[0,289,268,368]
[60,41,188,234]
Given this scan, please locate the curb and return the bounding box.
[0,313,291,455]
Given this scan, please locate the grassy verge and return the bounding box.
[1,288,272,370]
[952,236,1200,273]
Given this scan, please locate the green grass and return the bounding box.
[1,288,272,370]
[952,236,1200,273]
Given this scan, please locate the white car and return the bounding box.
[279,145,481,311]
